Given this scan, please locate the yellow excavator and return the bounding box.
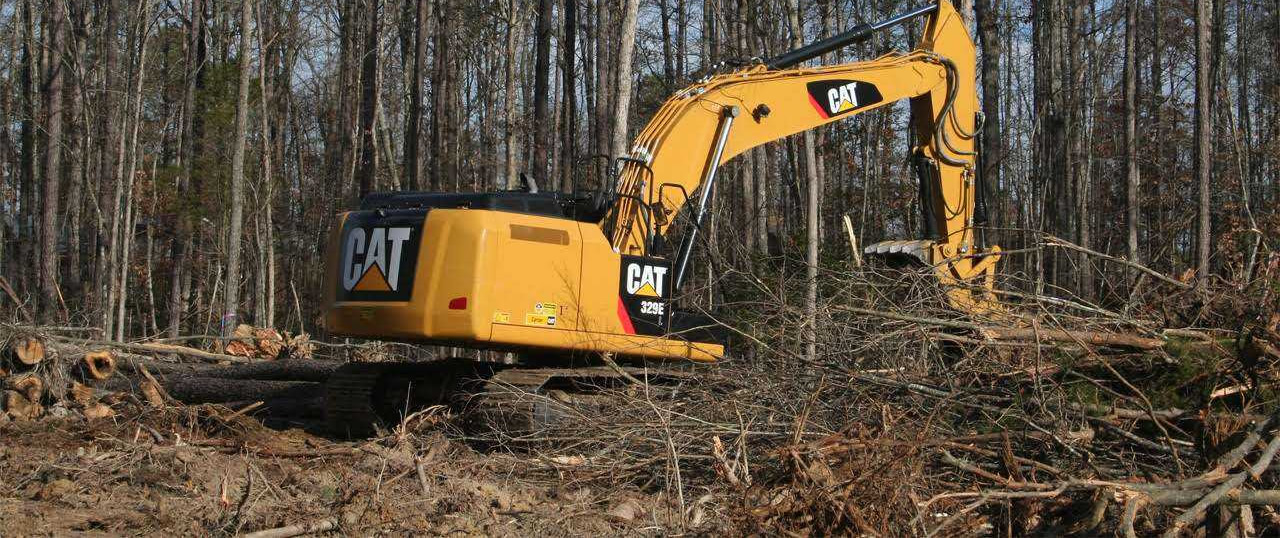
[322,0,1001,435]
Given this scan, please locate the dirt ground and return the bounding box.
[0,407,696,536]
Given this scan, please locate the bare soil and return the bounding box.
[0,407,684,536]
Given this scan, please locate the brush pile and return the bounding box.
[473,255,1280,536]
[3,254,1279,535]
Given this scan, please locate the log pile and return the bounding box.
[223,324,314,360]
[1,334,123,422]
[0,328,339,424]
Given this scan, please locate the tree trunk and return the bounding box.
[40,0,67,321]
[736,0,756,258]
[357,0,378,198]
[660,0,675,85]
[561,0,577,191]
[105,376,322,405]
[17,0,36,304]
[975,0,1002,239]
[1124,0,1140,270]
[503,0,522,189]
[256,5,278,328]
[532,0,553,184]
[403,0,428,191]
[609,0,639,161]
[1195,0,1212,281]
[65,3,89,301]
[1149,0,1164,269]
[116,1,153,341]
[786,0,820,363]
[1236,0,1259,279]
[169,0,205,338]
[123,359,342,383]
[223,0,254,338]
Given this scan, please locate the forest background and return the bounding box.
[0,0,1276,347]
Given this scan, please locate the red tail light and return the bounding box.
[448,297,468,310]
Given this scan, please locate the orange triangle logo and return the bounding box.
[634,282,659,297]
[353,264,392,292]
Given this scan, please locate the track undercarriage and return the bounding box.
[324,356,695,439]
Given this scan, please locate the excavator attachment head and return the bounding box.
[864,240,1005,317]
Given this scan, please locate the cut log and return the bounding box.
[6,375,44,403]
[104,375,321,405]
[6,337,46,366]
[161,378,321,404]
[225,324,289,359]
[69,382,97,405]
[118,358,341,383]
[2,390,42,420]
[82,403,115,420]
[139,379,167,408]
[80,351,117,380]
[188,359,340,383]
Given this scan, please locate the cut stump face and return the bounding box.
[9,337,46,366]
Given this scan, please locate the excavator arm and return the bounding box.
[602,0,1001,313]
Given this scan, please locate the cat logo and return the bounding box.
[806,79,883,119]
[625,262,668,298]
[826,82,861,114]
[341,227,413,292]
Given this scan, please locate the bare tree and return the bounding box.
[357,0,379,197]
[503,1,523,190]
[1124,0,1139,268]
[786,0,820,362]
[16,0,36,302]
[1194,0,1212,280]
[404,0,428,190]
[223,0,254,338]
[532,0,553,183]
[609,0,639,161]
[561,0,577,191]
[64,2,89,297]
[39,0,67,321]
[975,0,1002,237]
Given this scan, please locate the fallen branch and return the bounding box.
[1042,235,1193,290]
[0,276,32,322]
[984,327,1164,350]
[241,517,339,538]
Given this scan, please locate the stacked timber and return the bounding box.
[0,330,340,423]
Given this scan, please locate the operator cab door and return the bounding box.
[491,214,583,334]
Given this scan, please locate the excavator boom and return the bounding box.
[604,0,1000,311]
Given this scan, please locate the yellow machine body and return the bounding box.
[324,206,724,362]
